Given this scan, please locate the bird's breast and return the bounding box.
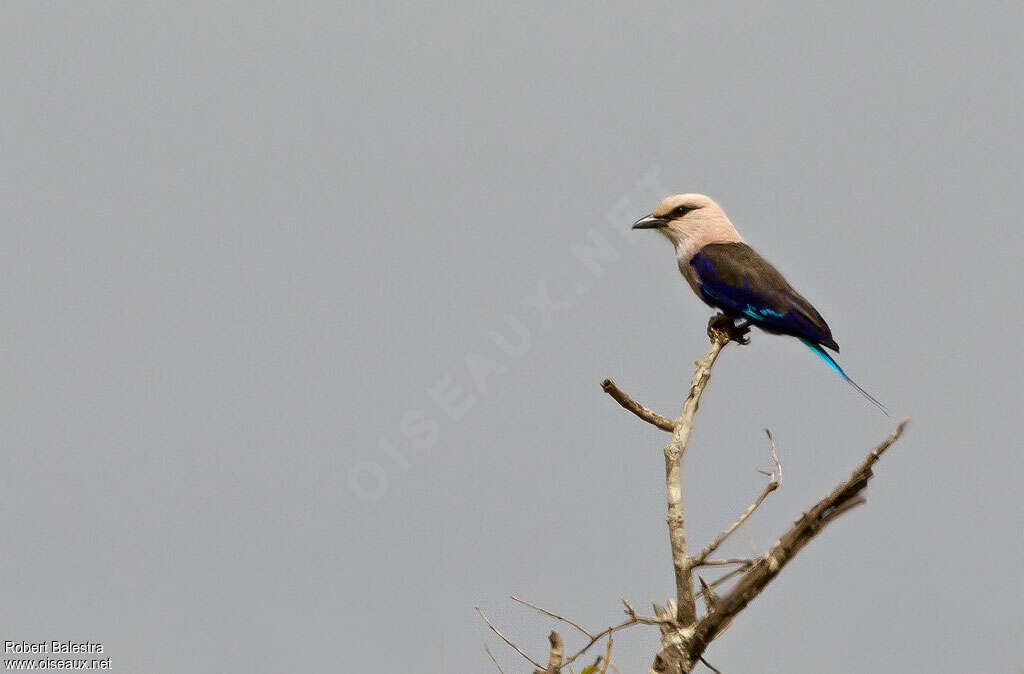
[677,257,704,298]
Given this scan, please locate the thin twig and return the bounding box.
[484,646,506,674]
[561,617,641,667]
[503,594,667,668]
[699,655,723,673]
[691,430,783,567]
[475,606,544,670]
[510,595,595,639]
[765,430,782,484]
[601,379,675,431]
[482,598,663,670]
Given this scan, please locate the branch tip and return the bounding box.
[600,378,676,431]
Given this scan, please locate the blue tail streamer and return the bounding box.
[798,338,889,415]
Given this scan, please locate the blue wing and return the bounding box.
[689,243,838,351]
[689,243,887,413]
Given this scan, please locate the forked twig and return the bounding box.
[692,430,783,567]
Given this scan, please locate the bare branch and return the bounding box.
[692,431,782,567]
[601,378,675,431]
[562,615,648,667]
[484,646,506,674]
[664,320,733,625]
[476,606,544,670]
[697,557,755,568]
[562,620,634,667]
[490,317,906,674]
[510,595,595,639]
[684,420,910,664]
[480,599,665,673]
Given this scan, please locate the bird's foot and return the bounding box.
[707,314,751,345]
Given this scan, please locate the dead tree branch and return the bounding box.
[479,598,666,672]
[600,379,675,431]
[696,557,755,568]
[559,603,658,668]
[600,315,907,673]
[684,420,909,665]
[662,329,730,625]
[604,315,743,626]
[482,314,908,674]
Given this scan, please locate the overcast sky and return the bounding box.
[1,2,1021,673]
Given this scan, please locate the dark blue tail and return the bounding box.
[799,338,888,415]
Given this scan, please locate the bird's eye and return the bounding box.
[673,205,695,217]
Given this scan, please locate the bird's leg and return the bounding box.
[730,320,752,345]
[707,314,751,345]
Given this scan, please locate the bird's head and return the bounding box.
[632,193,742,255]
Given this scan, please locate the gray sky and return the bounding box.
[1,2,1021,673]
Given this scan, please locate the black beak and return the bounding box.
[632,214,668,230]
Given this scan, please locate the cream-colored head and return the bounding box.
[632,193,743,261]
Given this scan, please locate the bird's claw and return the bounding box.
[707,314,751,345]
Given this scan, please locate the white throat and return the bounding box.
[668,231,704,263]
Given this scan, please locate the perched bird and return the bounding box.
[633,193,885,412]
